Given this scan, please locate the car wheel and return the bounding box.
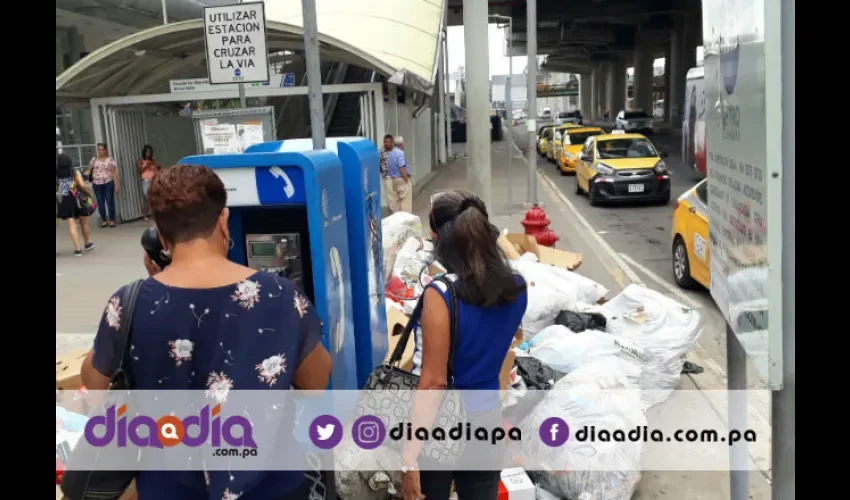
[658,195,671,205]
[672,237,698,289]
[588,184,600,206]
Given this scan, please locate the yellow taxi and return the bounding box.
[671,179,710,289]
[574,132,671,206]
[546,124,578,163]
[555,126,604,174]
[536,125,554,156]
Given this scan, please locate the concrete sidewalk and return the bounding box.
[410,139,622,296]
[415,141,771,500]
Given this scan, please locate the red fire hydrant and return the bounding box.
[520,205,560,247]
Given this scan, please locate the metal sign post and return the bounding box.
[525,0,538,206]
[301,0,326,150]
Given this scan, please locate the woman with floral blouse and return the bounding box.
[81,164,332,500]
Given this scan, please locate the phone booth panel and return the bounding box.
[177,150,358,390]
[246,138,388,388]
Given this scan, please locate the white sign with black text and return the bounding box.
[203,2,270,85]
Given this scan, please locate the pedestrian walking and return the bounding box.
[400,190,528,500]
[137,144,161,221]
[87,143,119,227]
[381,134,394,204]
[56,153,95,256]
[387,136,412,213]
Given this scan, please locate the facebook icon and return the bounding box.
[539,417,570,447]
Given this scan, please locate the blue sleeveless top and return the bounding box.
[91,272,323,500]
[411,274,527,411]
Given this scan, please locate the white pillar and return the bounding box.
[579,73,592,116]
[463,0,491,207]
[663,45,672,123]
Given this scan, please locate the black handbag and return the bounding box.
[60,279,144,500]
[358,275,466,465]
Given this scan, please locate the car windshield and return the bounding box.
[596,138,658,159]
[624,110,650,119]
[559,111,578,118]
[565,130,602,144]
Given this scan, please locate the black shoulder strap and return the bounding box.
[388,275,460,386]
[108,279,144,390]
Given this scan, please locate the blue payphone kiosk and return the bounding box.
[245,138,388,388]
[177,150,359,390]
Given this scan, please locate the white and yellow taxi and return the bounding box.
[537,125,554,156]
[671,179,710,289]
[574,132,671,206]
[555,126,604,174]
[547,124,579,163]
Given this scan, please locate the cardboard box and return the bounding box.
[504,233,582,271]
[499,329,523,391]
[385,306,415,372]
[498,467,535,500]
[56,350,89,391]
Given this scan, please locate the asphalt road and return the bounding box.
[511,123,770,391]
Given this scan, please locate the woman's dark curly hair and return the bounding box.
[141,144,154,160]
[147,164,227,245]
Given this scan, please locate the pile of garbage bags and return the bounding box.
[338,213,703,500]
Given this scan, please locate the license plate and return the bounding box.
[628,184,645,193]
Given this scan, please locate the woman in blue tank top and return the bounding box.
[401,190,528,500]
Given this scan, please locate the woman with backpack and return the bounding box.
[56,153,95,256]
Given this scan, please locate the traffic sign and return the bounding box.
[281,73,296,87]
[203,2,270,85]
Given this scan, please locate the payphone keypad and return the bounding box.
[245,233,304,289]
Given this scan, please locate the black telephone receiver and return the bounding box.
[141,227,172,270]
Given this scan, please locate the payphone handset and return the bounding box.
[245,233,304,287]
[268,167,295,199]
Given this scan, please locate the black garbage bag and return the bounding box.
[515,357,568,391]
[554,309,607,333]
[503,357,567,425]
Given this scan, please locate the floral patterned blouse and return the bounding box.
[92,272,323,500]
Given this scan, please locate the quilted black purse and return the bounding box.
[358,275,466,465]
[60,280,143,500]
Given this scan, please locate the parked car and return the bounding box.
[614,109,654,134]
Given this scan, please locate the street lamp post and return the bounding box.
[490,14,513,207]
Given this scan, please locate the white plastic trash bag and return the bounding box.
[509,260,609,340]
[599,284,702,408]
[391,236,434,293]
[527,326,646,388]
[514,374,645,500]
[382,212,422,279]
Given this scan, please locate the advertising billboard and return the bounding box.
[703,0,783,387]
[682,68,707,176]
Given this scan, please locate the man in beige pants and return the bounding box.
[386,135,412,213]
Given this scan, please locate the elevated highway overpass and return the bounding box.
[447,0,703,124]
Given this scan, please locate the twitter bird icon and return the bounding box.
[309,415,343,449]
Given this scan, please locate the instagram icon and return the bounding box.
[352,415,386,450]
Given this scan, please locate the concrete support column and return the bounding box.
[632,39,654,112]
[668,25,686,126]
[663,45,672,123]
[579,73,592,116]
[606,60,626,117]
[590,67,600,121]
[462,0,491,207]
[596,63,609,119]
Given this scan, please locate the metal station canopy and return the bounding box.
[56,0,444,107]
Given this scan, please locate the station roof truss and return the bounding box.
[55,19,398,107]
